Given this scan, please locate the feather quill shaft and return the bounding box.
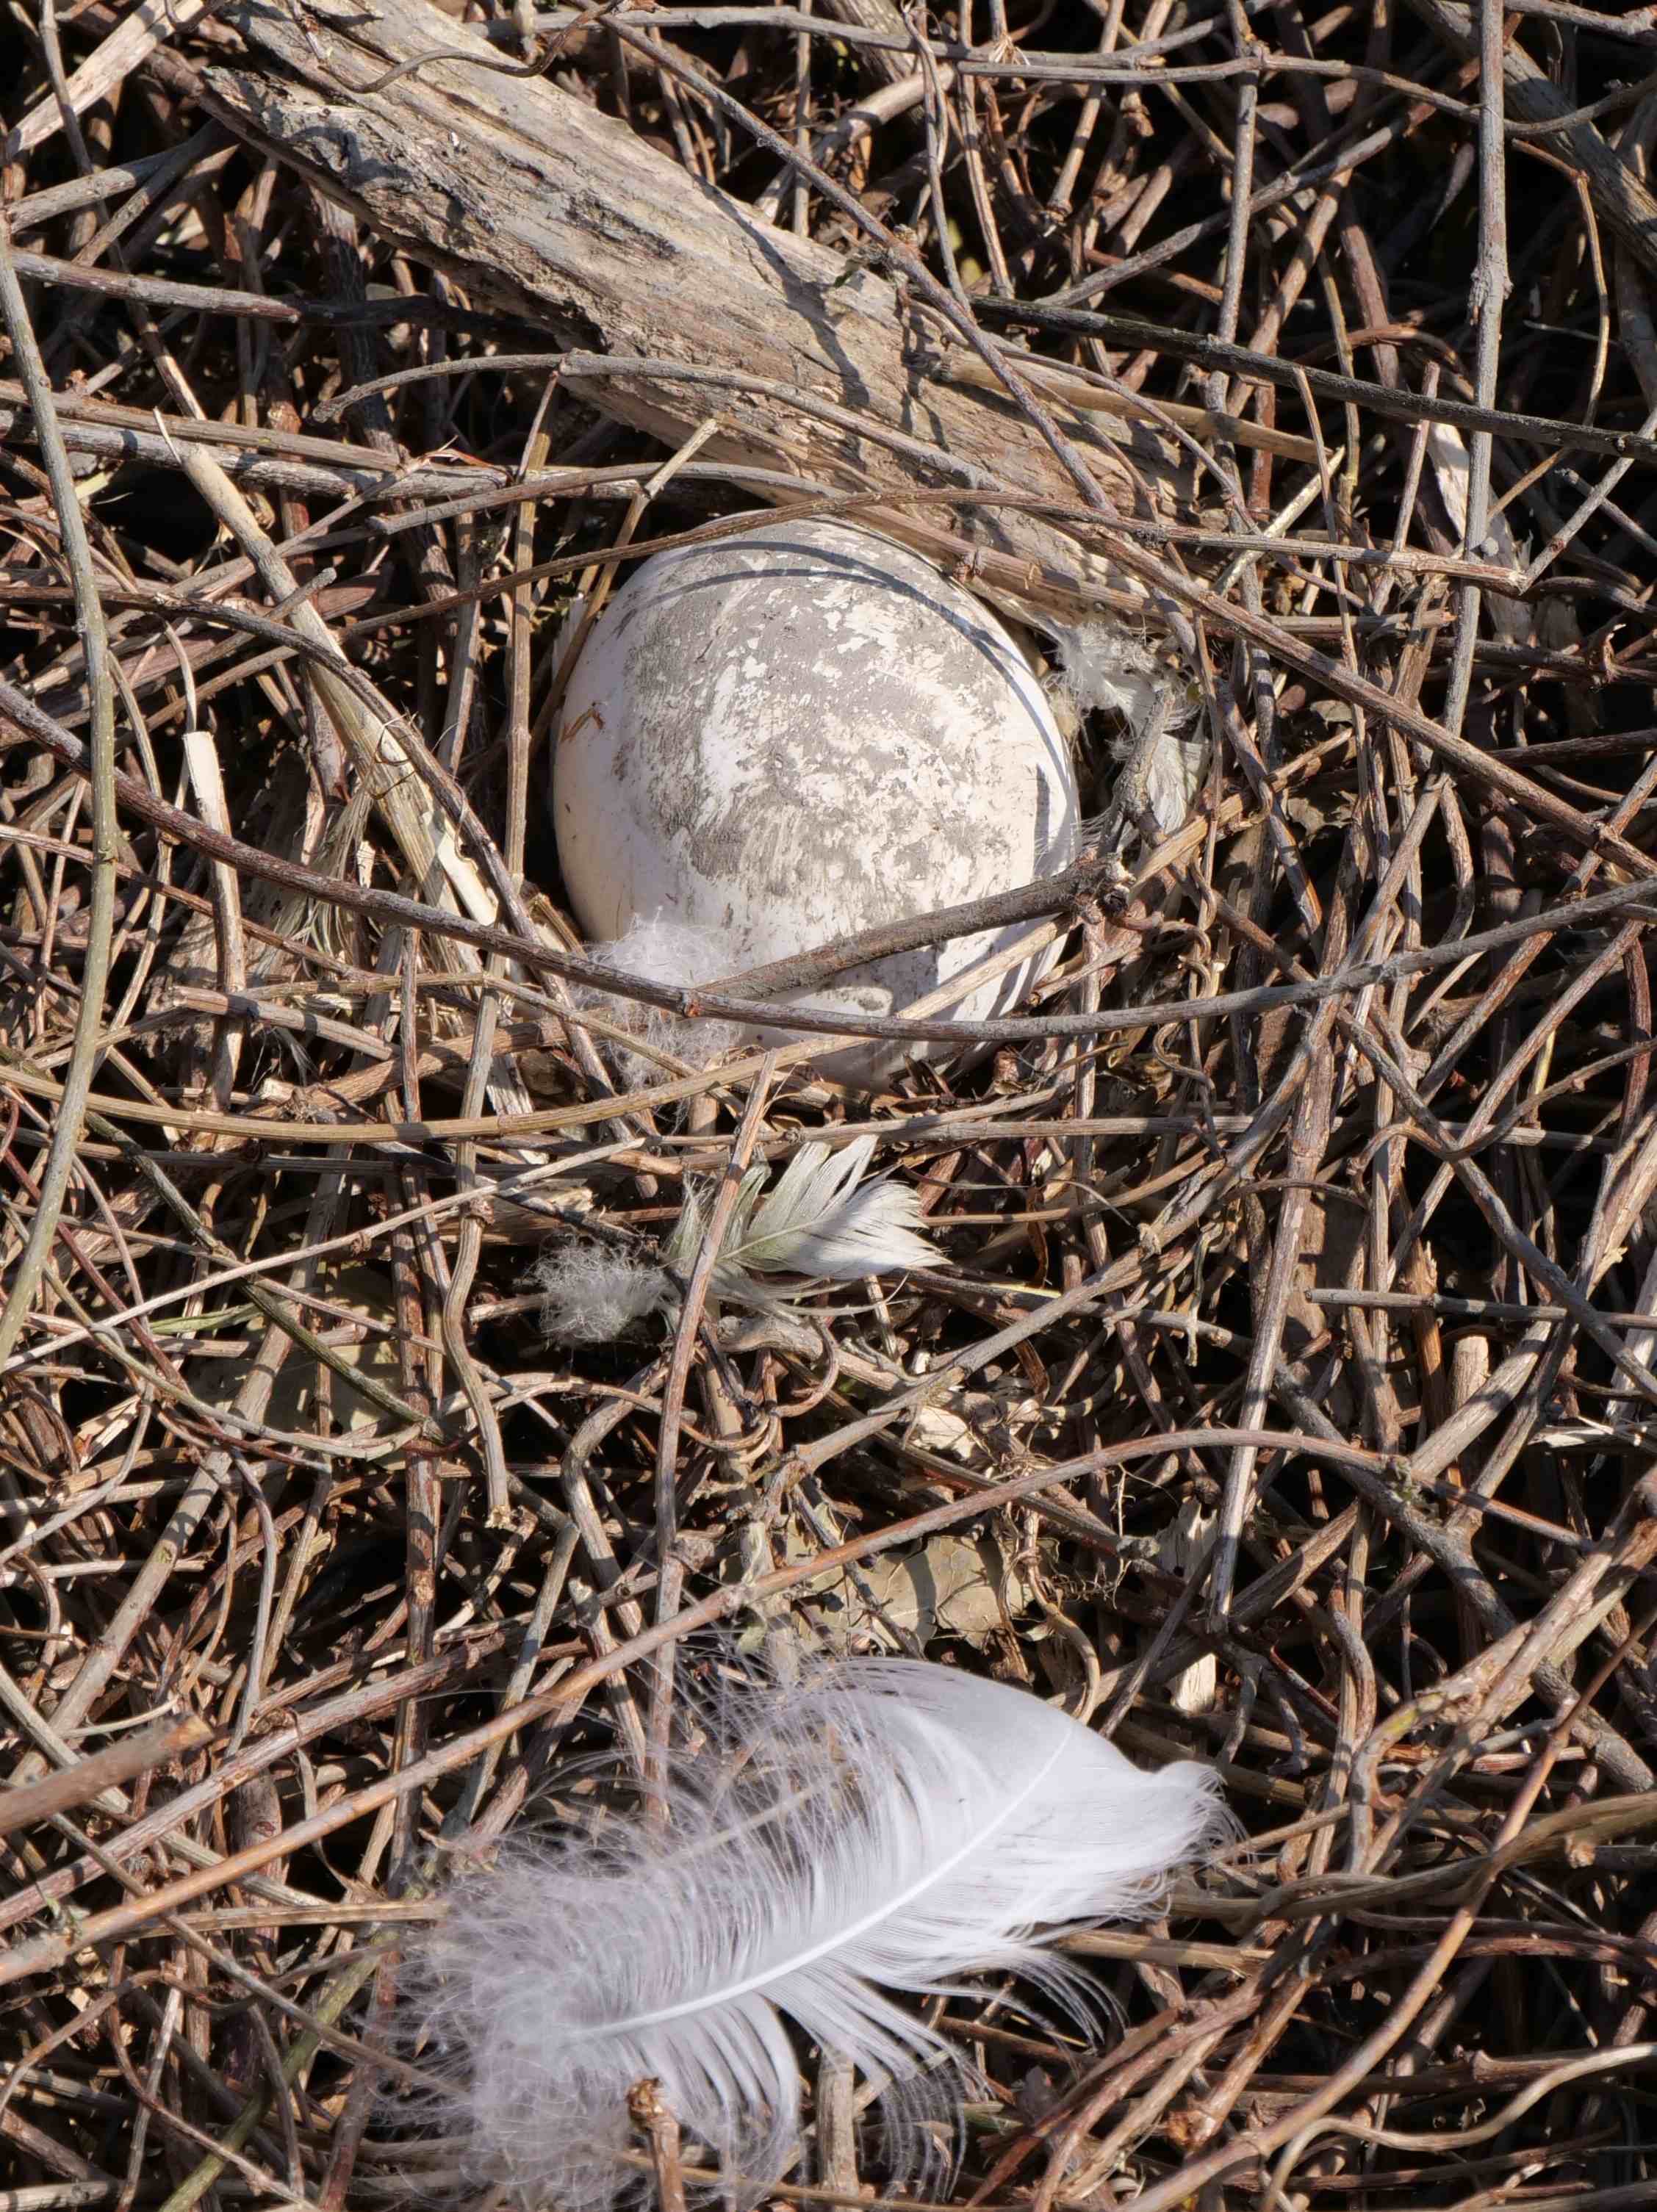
[400,1657,1226,2208]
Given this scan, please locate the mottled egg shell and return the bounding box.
[553,519,1078,1087]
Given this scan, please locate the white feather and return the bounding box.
[1133,727,1209,838]
[399,1657,1227,2208]
[669,1136,938,1297]
[536,1142,935,1344]
[1049,624,1207,847]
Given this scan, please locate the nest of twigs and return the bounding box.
[4,1,1657,2208]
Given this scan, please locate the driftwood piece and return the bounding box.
[199,0,1185,600]
[1407,0,1657,281]
[817,0,917,90]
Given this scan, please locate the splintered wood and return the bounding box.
[198,0,1185,593]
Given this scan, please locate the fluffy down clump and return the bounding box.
[1051,622,1207,841]
[1049,619,1165,725]
[531,1242,672,1343]
[580,915,912,1082]
[577,916,743,1086]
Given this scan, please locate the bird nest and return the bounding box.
[3,3,1657,2210]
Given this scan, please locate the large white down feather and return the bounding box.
[398,1657,1227,2208]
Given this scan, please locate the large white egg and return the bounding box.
[553,519,1079,1088]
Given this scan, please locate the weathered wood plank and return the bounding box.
[1406,0,1657,281]
[201,0,1184,597]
